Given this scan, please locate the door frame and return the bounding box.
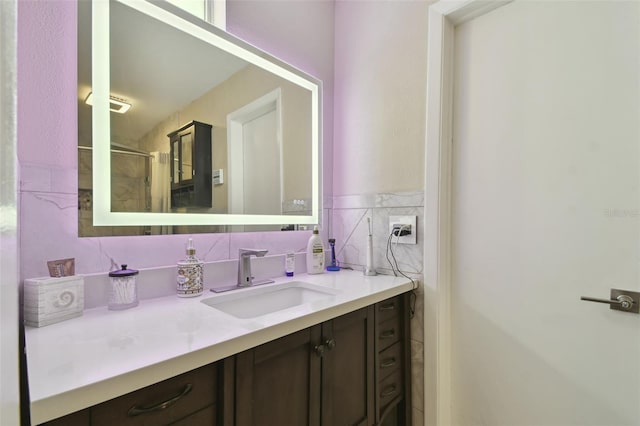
[227,88,283,219]
[0,0,20,423]
[424,1,512,424]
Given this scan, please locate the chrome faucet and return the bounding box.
[237,249,274,287]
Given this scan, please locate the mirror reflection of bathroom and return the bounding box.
[77,0,314,236]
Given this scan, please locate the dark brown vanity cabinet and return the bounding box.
[39,294,411,426]
[168,120,212,208]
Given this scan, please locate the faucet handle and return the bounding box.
[238,248,269,257]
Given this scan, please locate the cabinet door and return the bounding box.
[171,139,180,186]
[179,131,194,185]
[168,404,216,425]
[321,306,375,426]
[170,129,194,187]
[235,326,322,426]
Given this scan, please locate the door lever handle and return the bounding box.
[581,289,639,314]
[581,295,634,309]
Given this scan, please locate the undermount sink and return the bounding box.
[201,281,340,319]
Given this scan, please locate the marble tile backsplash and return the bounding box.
[81,252,307,309]
[330,191,423,276]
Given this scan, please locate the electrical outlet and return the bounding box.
[388,215,417,244]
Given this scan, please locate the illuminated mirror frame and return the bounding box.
[92,0,321,227]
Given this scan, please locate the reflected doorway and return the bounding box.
[227,89,283,232]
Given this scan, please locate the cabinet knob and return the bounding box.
[314,344,326,357]
[314,339,336,357]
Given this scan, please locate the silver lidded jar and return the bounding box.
[108,264,139,310]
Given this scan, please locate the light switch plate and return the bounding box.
[388,215,417,244]
[213,169,224,185]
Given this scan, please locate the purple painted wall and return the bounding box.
[16,0,334,281]
[333,0,428,196]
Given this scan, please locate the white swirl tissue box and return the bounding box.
[24,276,84,327]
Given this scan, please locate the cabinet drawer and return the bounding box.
[378,369,403,415]
[376,316,400,351]
[92,363,217,426]
[169,404,216,425]
[376,297,400,325]
[40,409,89,426]
[377,342,402,381]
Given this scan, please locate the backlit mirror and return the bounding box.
[77,0,321,236]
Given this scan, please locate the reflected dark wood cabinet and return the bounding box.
[40,294,411,426]
[168,120,213,208]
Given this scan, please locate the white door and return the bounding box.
[242,109,281,215]
[450,1,639,425]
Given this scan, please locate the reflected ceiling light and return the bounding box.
[84,92,132,114]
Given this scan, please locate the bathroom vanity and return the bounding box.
[28,271,413,425]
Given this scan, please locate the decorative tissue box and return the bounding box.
[24,276,84,327]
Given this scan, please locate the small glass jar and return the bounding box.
[108,264,139,310]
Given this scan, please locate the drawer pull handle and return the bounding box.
[380,357,397,368]
[128,383,193,417]
[379,303,396,311]
[380,329,396,339]
[381,384,397,398]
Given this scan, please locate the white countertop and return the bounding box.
[26,270,413,424]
